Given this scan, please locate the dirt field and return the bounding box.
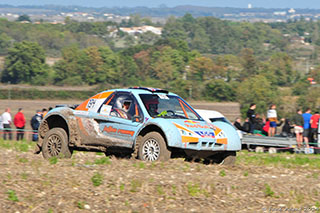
[0,99,240,140]
[0,140,320,212]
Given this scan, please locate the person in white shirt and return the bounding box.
[1,108,12,140]
[267,104,277,137]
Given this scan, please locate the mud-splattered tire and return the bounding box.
[137,132,171,161]
[220,152,236,165]
[209,151,236,165]
[42,128,72,159]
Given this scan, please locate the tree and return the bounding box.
[237,74,280,117]
[1,41,49,85]
[239,48,258,81]
[0,33,12,55]
[203,79,236,101]
[98,46,120,84]
[138,31,159,44]
[162,16,188,41]
[82,46,104,85]
[16,15,31,22]
[53,45,87,85]
[309,66,320,83]
[189,56,225,82]
[118,54,139,86]
[269,52,296,86]
[297,87,320,112]
[151,46,185,84]
[190,27,210,53]
[215,54,242,82]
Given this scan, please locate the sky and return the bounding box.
[0,0,320,9]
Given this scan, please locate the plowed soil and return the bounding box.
[0,143,319,213]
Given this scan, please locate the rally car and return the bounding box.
[35,87,241,164]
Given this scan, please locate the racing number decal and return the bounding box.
[86,99,96,109]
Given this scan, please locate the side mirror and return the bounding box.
[132,115,142,122]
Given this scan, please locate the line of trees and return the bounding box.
[1,15,320,116]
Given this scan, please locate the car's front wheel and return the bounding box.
[42,128,73,159]
[137,132,171,161]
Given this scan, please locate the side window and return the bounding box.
[109,93,143,122]
[98,92,143,122]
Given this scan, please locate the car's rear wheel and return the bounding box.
[42,128,72,159]
[137,132,170,161]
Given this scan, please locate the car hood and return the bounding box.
[166,119,218,140]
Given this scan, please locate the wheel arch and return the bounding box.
[41,114,69,139]
[135,124,168,147]
[36,114,71,153]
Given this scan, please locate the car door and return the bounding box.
[97,92,144,148]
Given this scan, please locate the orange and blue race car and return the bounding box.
[35,87,241,164]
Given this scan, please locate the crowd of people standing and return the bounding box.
[0,108,50,141]
[234,103,320,149]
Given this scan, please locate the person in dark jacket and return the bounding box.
[31,110,42,141]
[254,113,264,131]
[233,117,249,133]
[281,118,293,137]
[246,103,256,133]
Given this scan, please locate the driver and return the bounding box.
[122,100,131,112]
[111,98,132,119]
[144,97,159,117]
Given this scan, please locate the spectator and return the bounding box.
[267,104,277,137]
[246,103,256,133]
[254,113,264,131]
[243,118,251,133]
[263,117,284,136]
[13,108,26,141]
[302,108,312,148]
[31,110,42,141]
[1,108,12,140]
[310,111,320,144]
[262,119,270,136]
[281,118,293,137]
[291,109,304,149]
[42,108,48,118]
[233,117,249,133]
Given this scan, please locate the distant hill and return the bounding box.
[1,4,320,19]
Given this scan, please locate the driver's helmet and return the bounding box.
[115,96,132,112]
[121,100,132,112]
[144,96,159,114]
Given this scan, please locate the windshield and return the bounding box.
[139,94,201,120]
[210,117,232,125]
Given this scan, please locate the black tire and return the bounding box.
[137,132,171,161]
[42,128,72,159]
[209,151,236,165]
